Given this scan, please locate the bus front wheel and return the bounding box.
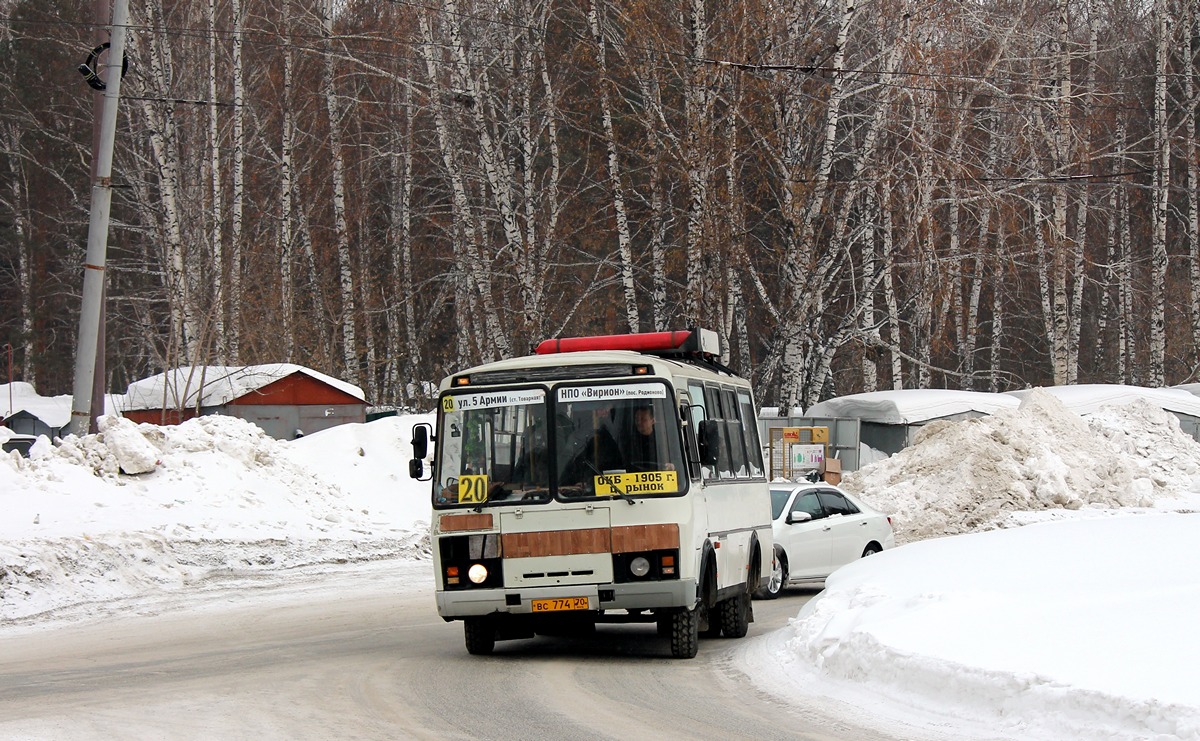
[464,617,496,656]
[669,607,699,659]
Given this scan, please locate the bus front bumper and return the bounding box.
[436,579,698,618]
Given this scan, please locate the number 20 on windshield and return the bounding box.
[459,475,488,504]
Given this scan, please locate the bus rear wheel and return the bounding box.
[669,607,699,659]
[716,590,751,638]
[464,617,496,656]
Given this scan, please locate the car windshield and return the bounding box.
[769,487,793,520]
[433,382,687,507]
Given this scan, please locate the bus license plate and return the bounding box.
[531,597,590,612]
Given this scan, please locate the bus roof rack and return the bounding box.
[535,328,728,370]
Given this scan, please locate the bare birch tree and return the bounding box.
[589,0,639,332]
[1185,0,1200,373]
[228,0,245,363]
[132,0,202,365]
[1150,0,1170,384]
[206,0,225,361]
[320,0,359,385]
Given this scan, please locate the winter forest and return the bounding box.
[1,0,1199,411]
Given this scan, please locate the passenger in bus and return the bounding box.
[627,404,674,473]
[511,416,553,488]
[584,403,624,473]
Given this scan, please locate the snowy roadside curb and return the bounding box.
[0,533,431,626]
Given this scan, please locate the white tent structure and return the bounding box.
[1172,383,1200,401]
[1006,384,1200,441]
[802,389,1021,457]
[805,389,1020,425]
[1,382,73,438]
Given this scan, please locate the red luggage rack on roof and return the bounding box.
[535,328,721,362]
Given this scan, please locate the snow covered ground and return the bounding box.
[0,412,432,626]
[3,389,1200,740]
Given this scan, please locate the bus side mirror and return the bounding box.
[410,423,433,481]
[412,423,431,459]
[699,420,721,466]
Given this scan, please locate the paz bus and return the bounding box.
[408,329,773,658]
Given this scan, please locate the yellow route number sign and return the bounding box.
[458,474,489,504]
[594,471,679,496]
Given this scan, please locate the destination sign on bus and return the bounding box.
[594,471,679,495]
[556,383,668,402]
[443,389,544,413]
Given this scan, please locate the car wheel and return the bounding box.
[464,616,496,656]
[861,543,882,558]
[755,545,787,600]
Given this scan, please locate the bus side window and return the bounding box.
[680,391,703,480]
[688,381,714,481]
[720,388,748,477]
[737,389,765,477]
[704,386,733,478]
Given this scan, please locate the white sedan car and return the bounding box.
[757,481,895,599]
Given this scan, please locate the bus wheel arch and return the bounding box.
[746,532,763,593]
[697,541,719,637]
[697,540,719,609]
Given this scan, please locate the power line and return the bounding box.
[10,3,1193,92]
[785,168,1153,186]
[3,4,1186,119]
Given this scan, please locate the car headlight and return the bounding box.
[468,563,489,584]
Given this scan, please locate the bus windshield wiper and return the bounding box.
[574,458,635,505]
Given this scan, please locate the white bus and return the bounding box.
[409,329,773,658]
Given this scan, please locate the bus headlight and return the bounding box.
[630,557,650,578]
[468,563,489,584]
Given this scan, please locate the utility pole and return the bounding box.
[69,0,130,437]
[87,0,110,434]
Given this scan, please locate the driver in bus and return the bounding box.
[626,403,674,473]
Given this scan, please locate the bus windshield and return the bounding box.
[434,382,687,507]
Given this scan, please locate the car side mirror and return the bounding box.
[787,511,813,525]
[408,458,425,479]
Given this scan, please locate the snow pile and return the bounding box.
[765,514,1200,740]
[0,414,431,624]
[1085,399,1200,493]
[95,415,162,474]
[843,389,1200,542]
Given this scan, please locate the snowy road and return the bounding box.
[0,560,894,741]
